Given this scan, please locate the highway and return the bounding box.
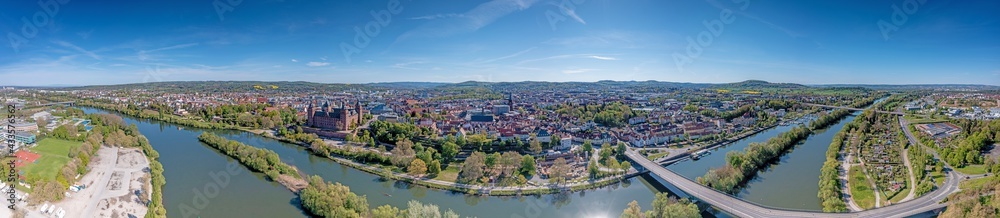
[625,148,959,218]
[803,103,904,116]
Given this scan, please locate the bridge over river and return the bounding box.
[624,148,960,218]
[803,103,904,116]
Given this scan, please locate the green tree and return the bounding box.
[646,193,700,218]
[616,142,627,159]
[408,159,427,176]
[428,160,442,175]
[371,205,400,218]
[441,141,459,162]
[529,138,543,154]
[549,158,570,184]
[520,155,536,177]
[621,200,644,218]
[459,152,486,183]
[588,160,601,179]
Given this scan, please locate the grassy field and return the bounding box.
[955,164,987,175]
[959,176,994,190]
[22,138,82,181]
[432,164,461,183]
[646,151,670,161]
[849,167,876,209]
[902,115,949,124]
[930,171,946,186]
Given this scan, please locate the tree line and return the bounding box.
[697,125,812,193]
[817,127,849,212]
[198,132,299,180]
[810,109,851,130]
[619,193,701,218]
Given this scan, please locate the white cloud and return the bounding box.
[517,54,617,65]
[477,47,536,64]
[562,69,595,74]
[589,55,617,61]
[396,0,540,41]
[307,62,330,67]
[409,13,464,20]
[137,43,199,61]
[291,59,299,62]
[392,61,425,70]
[53,40,101,60]
[554,5,586,24]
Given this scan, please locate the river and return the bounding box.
[80,107,734,218]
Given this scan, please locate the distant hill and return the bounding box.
[710,80,808,90]
[812,84,1000,91]
[70,81,367,93]
[367,82,449,89]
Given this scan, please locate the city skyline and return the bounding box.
[1,0,998,86]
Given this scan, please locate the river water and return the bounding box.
[80,107,731,218]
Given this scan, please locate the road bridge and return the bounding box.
[803,103,904,116]
[624,148,959,218]
[31,101,76,107]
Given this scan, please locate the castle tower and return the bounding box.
[307,101,315,127]
[355,100,363,124]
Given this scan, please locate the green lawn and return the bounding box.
[930,171,946,186]
[959,176,993,190]
[955,165,987,175]
[432,164,461,183]
[646,151,670,161]
[849,167,876,209]
[902,115,948,125]
[22,138,82,181]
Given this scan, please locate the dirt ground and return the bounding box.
[27,146,151,218]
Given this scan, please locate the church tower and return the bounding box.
[508,93,514,107]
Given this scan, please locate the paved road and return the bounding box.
[804,103,904,116]
[625,148,959,218]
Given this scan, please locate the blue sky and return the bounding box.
[1,0,997,86]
